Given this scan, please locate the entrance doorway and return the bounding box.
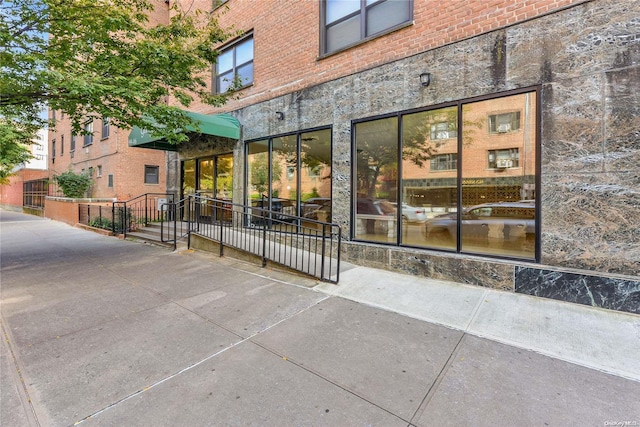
[182,153,233,200]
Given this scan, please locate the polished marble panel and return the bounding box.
[515,266,640,314]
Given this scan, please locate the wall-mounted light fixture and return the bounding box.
[276,111,284,121]
[419,72,431,87]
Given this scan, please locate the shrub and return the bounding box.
[89,216,113,230]
[54,170,91,198]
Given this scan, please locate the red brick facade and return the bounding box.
[191,0,585,114]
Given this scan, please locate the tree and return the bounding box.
[0,119,35,184]
[0,0,238,151]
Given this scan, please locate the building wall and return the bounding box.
[172,0,639,313]
[48,117,168,201]
[201,0,585,114]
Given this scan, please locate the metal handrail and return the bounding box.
[112,193,175,238]
[161,194,341,283]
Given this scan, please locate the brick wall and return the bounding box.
[49,114,167,201]
[183,0,587,114]
[0,169,49,208]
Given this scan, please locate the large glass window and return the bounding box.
[215,35,254,93]
[354,116,398,243]
[460,93,536,258]
[246,128,332,227]
[353,89,538,261]
[322,0,412,54]
[401,106,458,250]
[215,153,233,199]
[182,155,233,199]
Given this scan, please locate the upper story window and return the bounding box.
[430,122,457,140]
[83,122,93,146]
[101,117,110,139]
[215,34,254,94]
[488,111,521,134]
[430,153,457,171]
[488,148,520,169]
[322,0,412,55]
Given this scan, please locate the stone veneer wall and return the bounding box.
[171,0,639,313]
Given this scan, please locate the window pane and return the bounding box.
[461,92,536,259]
[247,140,269,203]
[215,153,233,199]
[327,14,360,52]
[217,49,233,74]
[355,117,398,243]
[235,38,253,65]
[367,0,411,36]
[236,62,254,86]
[182,159,196,197]
[402,107,457,249]
[145,166,159,184]
[326,0,359,24]
[217,71,234,93]
[301,129,332,222]
[198,158,214,192]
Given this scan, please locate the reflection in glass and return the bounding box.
[401,107,458,249]
[246,130,333,229]
[354,117,398,243]
[301,129,332,222]
[460,92,536,258]
[272,135,297,205]
[198,158,214,195]
[182,159,195,198]
[215,154,233,199]
[247,140,269,204]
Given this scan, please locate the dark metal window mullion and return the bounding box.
[456,101,463,252]
[396,113,403,245]
[296,134,302,218]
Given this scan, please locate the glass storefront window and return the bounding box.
[354,116,398,243]
[182,159,196,198]
[246,128,332,227]
[353,89,538,261]
[215,153,233,199]
[401,106,458,250]
[460,92,536,258]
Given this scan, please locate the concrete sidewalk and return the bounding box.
[1,210,639,426]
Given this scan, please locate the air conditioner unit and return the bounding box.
[496,159,513,169]
[497,123,511,133]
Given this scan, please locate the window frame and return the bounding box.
[213,33,254,94]
[83,122,93,147]
[101,117,110,140]
[351,86,541,262]
[144,165,160,185]
[320,0,414,56]
[488,111,521,134]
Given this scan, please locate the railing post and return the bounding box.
[187,195,192,249]
[173,202,177,251]
[320,223,327,281]
[219,200,224,257]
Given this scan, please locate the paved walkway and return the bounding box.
[1,209,639,427]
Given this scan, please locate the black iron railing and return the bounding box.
[162,194,341,283]
[112,193,175,238]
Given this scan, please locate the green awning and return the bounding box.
[128,112,240,151]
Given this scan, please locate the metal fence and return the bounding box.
[162,195,341,283]
[23,179,49,210]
